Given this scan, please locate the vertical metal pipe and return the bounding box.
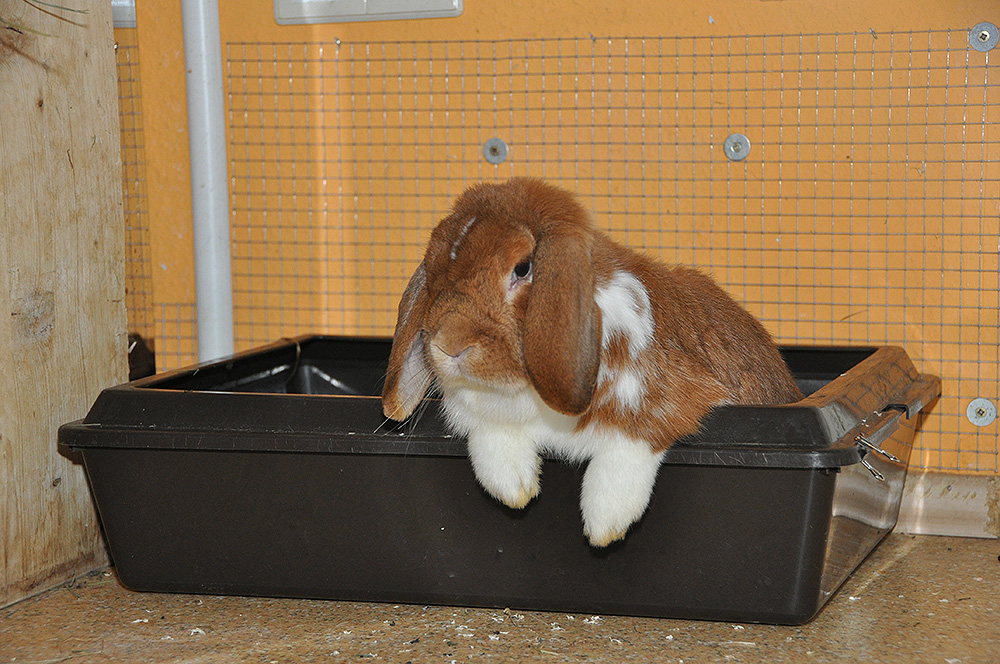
[180,0,234,361]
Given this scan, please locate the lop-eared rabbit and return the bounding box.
[383,178,802,547]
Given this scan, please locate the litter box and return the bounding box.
[59,335,939,625]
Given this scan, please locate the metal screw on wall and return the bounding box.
[483,138,508,164]
[966,398,997,427]
[969,22,998,52]
[723,133,751,161]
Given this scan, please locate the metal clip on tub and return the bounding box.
[859,455,885,482]
[855,433,898,482]
[855,434,901,463]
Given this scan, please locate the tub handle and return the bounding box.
[883,374,942,419]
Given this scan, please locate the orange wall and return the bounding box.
[119,0,999,473]
[136,0,998,309]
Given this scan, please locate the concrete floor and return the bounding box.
[1,534,998,664]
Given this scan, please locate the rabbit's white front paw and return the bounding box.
[467,430,541,509]
[580,438,663,547]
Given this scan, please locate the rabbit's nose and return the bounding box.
[429,313,480,370]
[440,340,473,361]
[429,334,477,377]
[431,332,475,362]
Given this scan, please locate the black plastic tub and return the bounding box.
[59,335,939,625]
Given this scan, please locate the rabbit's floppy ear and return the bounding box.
[522,229,602,416]
[383,261,433,420]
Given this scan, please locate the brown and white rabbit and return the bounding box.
[382,177,802,547]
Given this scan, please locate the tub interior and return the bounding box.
[148,337,876,400]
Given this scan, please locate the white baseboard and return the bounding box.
[896,470,999,539]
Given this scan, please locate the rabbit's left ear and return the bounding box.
[383,261,433,420]
[522,230,602,415]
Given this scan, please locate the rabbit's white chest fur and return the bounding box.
[440,269,653,458]
[438,270,664,547]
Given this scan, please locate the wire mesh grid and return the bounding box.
[155,302,199,371]
[114,38,155,343]
[223,30,998,473]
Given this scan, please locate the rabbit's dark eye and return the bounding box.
[513,258,532,280]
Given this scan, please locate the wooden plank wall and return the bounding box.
[0,0,126,606]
